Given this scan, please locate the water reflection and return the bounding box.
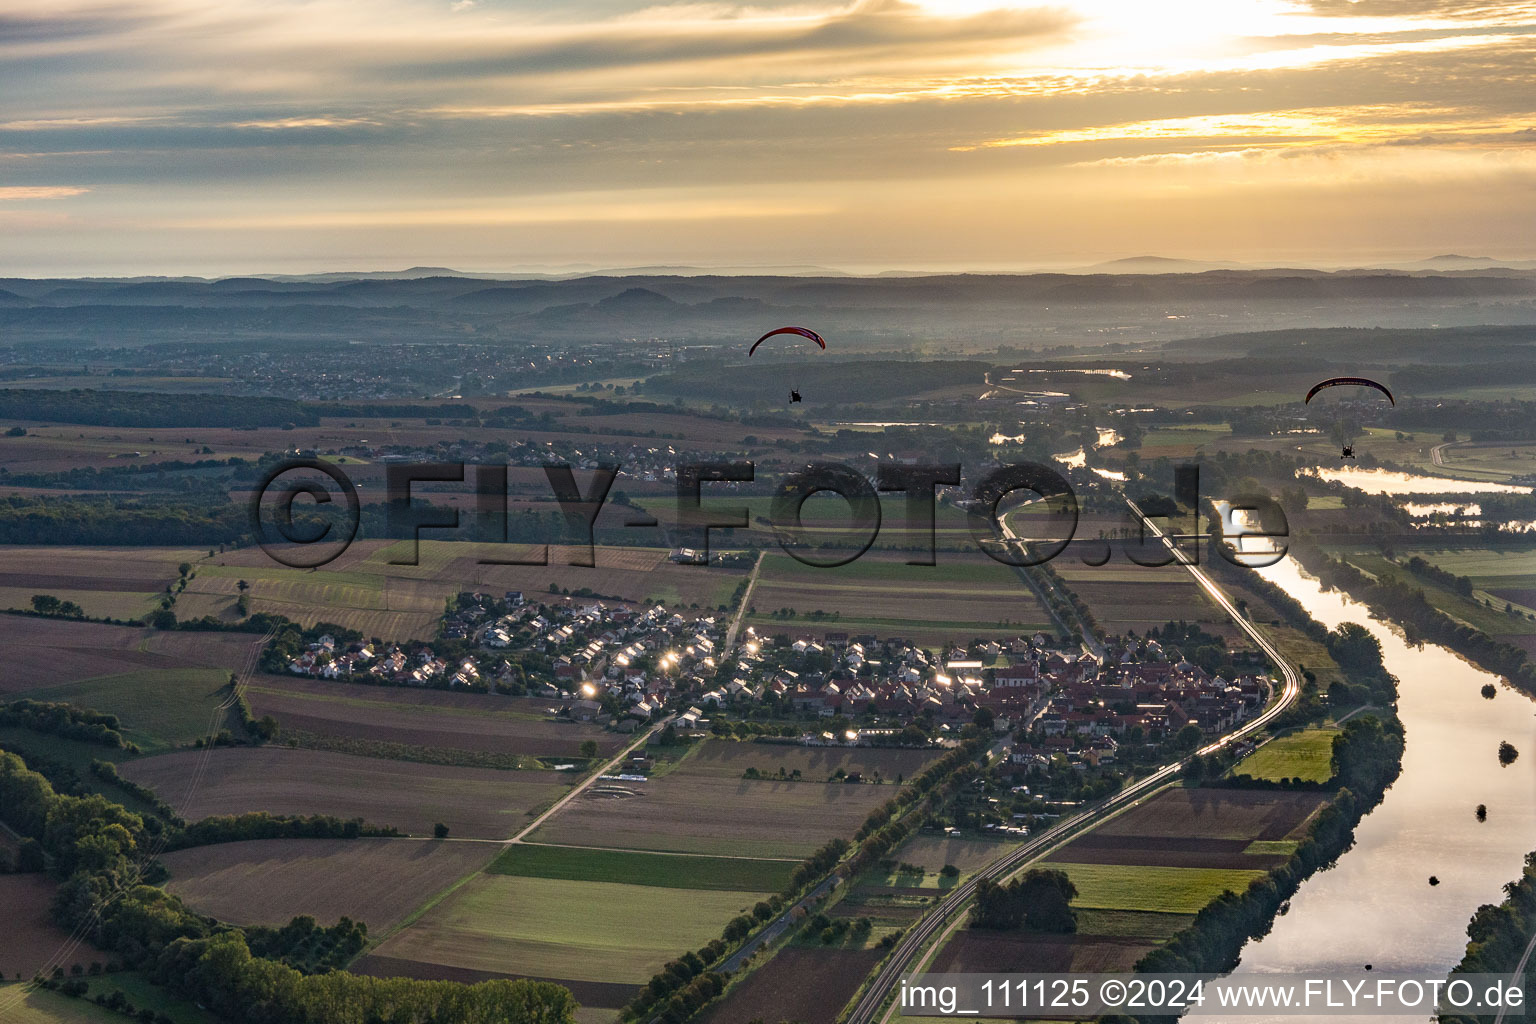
[1306,467,1533,496]
[1229,559,1536,1022]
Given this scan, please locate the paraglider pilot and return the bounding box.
[1340,445,1354,459]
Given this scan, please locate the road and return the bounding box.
[1432,441,1453,467]
[722,873,842,973]
[723,550,764,653]
[506,720,664,845]
[844,498,1303,1024]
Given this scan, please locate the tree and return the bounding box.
[433,822,450,839]
[236,579,250,593]
[579,740,599,760]
[1498,741,1519,766]
[1174,723,1203,752]
[970,869,1078,933]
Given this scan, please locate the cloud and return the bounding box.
[0,185,88,199]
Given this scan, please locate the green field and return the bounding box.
[372,874,771,984]
[16,668,235,754]
[489,843,796,892]
[1040,862,1267,914]
[0,988,118,1024]
[1236,727,1339,783]
[1340,551,1536,638]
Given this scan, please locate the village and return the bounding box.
[281,589,1272,779]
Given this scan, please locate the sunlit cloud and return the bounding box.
[0,185,88,199]
[0,0,1532,272]
[966,104,1536,152]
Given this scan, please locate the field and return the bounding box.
[159,837,501,932]
[1036,862,1268,914]
[744,552,1050,643]
[530,740,931,857]
[488,844,797,892]
[367,874,770,991]
[12,668,235,754]
[1236,726,1339,783]
[119,747,574,838]
[679,740,940,782]
[0,874,98,979]
[183,540,748,639]
[925,788,1326,978]
[1338,549,1536,641]
[0,546,198,621]
[699,947,882,1024]
[0,988,122,1024]
[245,676,625,759]
[1095,788,1327,842]
[0,616,263,695]
[933,908,1193,976]
[876,835,1020,875]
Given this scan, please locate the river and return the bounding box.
[1228,557,1536,1019]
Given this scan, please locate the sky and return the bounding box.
[2,0,1535,275]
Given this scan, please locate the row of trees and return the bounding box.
[0,700,131,750]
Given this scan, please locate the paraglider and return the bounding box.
[749,326,826,357]
[1305,376,1394,458]
[750,326,825,405]
[1304,376,1394,406]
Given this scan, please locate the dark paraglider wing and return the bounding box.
[748,326,827,356]
[1304,376,1394,405]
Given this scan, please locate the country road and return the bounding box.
[506,720,663,845]
[844,498,1303,1024]
[724,549,764,653]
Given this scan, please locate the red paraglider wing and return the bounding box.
[749,326,826,356]
[1304,376,1394,406]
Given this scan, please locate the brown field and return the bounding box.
[1046,833,1291,870]
[680,741,940,781]
[934,926,1157,974]
[1096,789,1328,843]
[352,954,638,1011]
[0,874,102,978]
[700,947,881,1024]
[245,676,625,758]
[886,834,1020,874]
[119,747,574,838]
[532,772,900,858]
[0,616,263,694]
[160,837,498,932]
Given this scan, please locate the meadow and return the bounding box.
[367,874,770,986]
[13,667,236,754]
[1034,862,1269,914]
[1235,726,1339,783]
